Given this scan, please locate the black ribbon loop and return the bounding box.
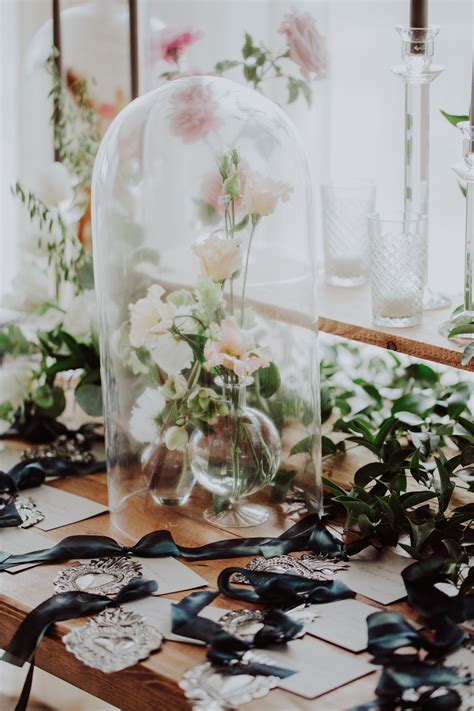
[217,566,355,607]
[171,591,298,677]
[0,514,347,570]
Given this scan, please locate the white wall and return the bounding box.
[1,0,472,298]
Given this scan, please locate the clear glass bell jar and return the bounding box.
[92,76,321,538]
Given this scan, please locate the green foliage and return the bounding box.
[440,110,469,127]
[257,362,281,399]
[0,324,38,357]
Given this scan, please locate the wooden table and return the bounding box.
[0,443,433,711]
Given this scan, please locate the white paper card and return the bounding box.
[335,550,411,604]
[266,637,376,698]
[124,596,224,644]
[0,527,53,573]
[304,598,378,652]
[23,485,108,530]
[140,557,207,596]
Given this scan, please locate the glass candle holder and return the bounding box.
[321,181,376,287]
[369,211,427,328]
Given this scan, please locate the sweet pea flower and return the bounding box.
[242,171,292,217]
[204,316,272,377]
[164,425,189,451]
[279,9,328,80]
[153,27,202,64]
[169,84,221,143]
[193,234,242,282]
[129,387,166,443]
[129,284,175,349]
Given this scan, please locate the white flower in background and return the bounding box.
[193,234,242,281]
[129,387,166,443]
[167,290,194,308]
[0,361,35,434]
[164,425,189,452]
[62,290,97,342]
[149,333,194,375]
[129,284,175,348]
[3,264,51,313]
[279,9,328,80]
[35,162,74,207]
[204,316,272,377]
[194,276,226,315]
[242,171,292,217]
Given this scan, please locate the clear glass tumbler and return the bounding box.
[368,211,427,328]
[321,181,376,287]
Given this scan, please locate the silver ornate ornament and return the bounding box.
[53,557,143,596]
[21,434,94,464]
[63,607,163,673]
[219,608,313,642]
[179,651,278,711]
[232,553,349,584]
[16,497,44,528]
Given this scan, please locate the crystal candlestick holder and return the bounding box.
[439,122,474,343]
[321,181,376,287]
[369,211,427,328]
[392,25,449,311]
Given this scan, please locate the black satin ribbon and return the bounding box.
[1,577,156,711]
[402,556,474,653]
[351,610,471,710]
[171,590,298,677]
[217,566,355,607]
[0,418,104,445]
[0,513,348,571]
[0,456,106,527]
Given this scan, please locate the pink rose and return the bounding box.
[152,28,202,64]
[204,316,272,378]
[279,10,328,80]
[170,84,221,143]
[193,234,242,281]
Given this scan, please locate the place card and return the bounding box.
[267,637,375,698]
[0,527,53,572]
[334,549,411,604]
[22,485,108,531]
[139,557,207,596]
[303,598,378,652]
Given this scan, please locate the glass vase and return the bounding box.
[142,441,194,506]
[188,376,281,528]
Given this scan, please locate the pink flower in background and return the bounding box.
[152,27,202,64]
[170,84,221,143]
[204,316,272,378]
[200,164,247,215]
[279,9,328,79]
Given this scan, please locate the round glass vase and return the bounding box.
[188,375,281,528]
[141,440,194,506]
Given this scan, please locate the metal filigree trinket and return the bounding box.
[63,607,163,673]
[53,557,143,596]
[219,608,313,642]
[232,553,349,584]
[21,434,94,464]
[179,651,278,711]
[16,498,44,528]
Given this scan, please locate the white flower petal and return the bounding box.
[150,333,194,375]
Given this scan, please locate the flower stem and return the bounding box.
[240,218,258,326]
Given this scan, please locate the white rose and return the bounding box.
[3,264,51,313]
[193,234,242,281]
[62,290,97,341]
[35,162,74,208]
[129,387,166,443]
[242,171,292,217]
[0,361,35,416]
[129,284,176,349]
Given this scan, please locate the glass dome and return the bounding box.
[92,75,321,537]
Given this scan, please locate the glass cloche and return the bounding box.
[92,76,321,537]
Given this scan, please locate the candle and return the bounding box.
[410,0,428,28]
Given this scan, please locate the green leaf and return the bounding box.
[440,110,469,127]
[400,491,437,508]
[354,462,389,487]
[230,215,249,234]
[0,324,36,357]
[448,324,474,339]
[271,469,297,502]
[32,385,54,409]
[243,64,258,82]
[290,435,315,457]
[392,393,435,417]
[75,383,103,417]
[36,386,66,418]
[76,259,94,289]
[320,386,333,424]
[287,77,299,104]
[257,362,281,398]
[461,342,474,366]
[215,60,241,73]
[242,33,256,59]
[322,476,347,496]
[405,363,439,385]
[408,519,435,553]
